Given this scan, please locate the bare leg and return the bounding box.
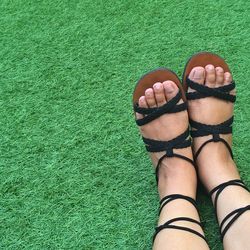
[154,157,209,250]
[187,65,250,250]
[135,81,209,250]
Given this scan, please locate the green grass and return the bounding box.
[1,0,250,249]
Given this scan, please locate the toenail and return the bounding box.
[145,89,152,96]
[165,83,174,92]
[154,83,161,90]
[216,67,223,73]
[194,70,204,77]
[206,64,214,70]
[139,96,144,103]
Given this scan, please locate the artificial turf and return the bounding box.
[1,0,250,249]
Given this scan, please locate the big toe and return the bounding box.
[163,81,179,101]
[189,66,205,85]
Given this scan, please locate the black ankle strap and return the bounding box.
[134,90,186,126]
[209,179,250,241]
[153,194,208,244]
[159,194,198,215]
[186,77,236,103]
[190,117,234,160]
[153,217,207,243]
[220,205,250,240]
[142,128,195,183]
[209,179,249,213]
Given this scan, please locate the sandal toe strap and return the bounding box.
[134,90,187,126]
[186,77,236,103]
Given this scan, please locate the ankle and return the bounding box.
[198,159,240,192]
[158,160,197,199]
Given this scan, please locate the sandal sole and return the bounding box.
[133,68,186,107]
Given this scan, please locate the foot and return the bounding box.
[135,81,196,199]
[187,65,250,250]
[187,64,239,190]
[136,81,209,250]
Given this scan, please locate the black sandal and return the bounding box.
[133,68,207,244]
[182,52,236,162]
[182,52,250,241]
[133,68,195,182]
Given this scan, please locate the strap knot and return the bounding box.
[190,117,234,160]
[166,148,174,157]
[212,133,220,142]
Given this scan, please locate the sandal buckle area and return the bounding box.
[212,133,220,142]
[166,148,174,157]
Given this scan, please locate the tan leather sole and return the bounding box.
[133,68,186,107]
[182,52,232,92]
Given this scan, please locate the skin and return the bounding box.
[136,65,250,250]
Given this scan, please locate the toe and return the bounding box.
[215,67,224,85]
[135,96,148,119]
[224,72,235,95]
[153,82,166,107]
[189,66,205,85]
[163,81,178,101]
[205,64,216,86]
[224,72,232,85]
[145,88,157,107]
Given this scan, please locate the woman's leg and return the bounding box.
[135,81,209,250]
[187,65,250,250]
[154,157,209,250]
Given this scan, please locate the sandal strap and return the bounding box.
[186,77,236,103]
[153,194,207,244]
[159,194,198,215]
[210,179,249,215]
[134,90,187,126]
[142,128,195,183]
[143,129,191,152]
[190,117,233,137]
[189,117,234,160]
[220,205,250,240]
[209,179,250,241]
